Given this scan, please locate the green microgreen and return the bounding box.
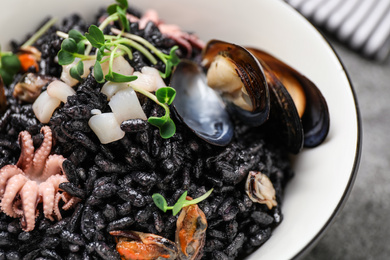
[0,50,21,85]
[130,85,177,138]
[55,0,181,139]
[152,188,214,216]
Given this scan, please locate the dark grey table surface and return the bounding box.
[301,38,390,260]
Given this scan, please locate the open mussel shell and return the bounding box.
[202,40,270,126]
[261,64,304,154]
[170,59,234,146]
[247,48,330,147]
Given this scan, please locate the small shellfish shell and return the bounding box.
[245,171,277,209]
[109,230,178,260]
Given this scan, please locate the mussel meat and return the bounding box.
[202,40,270,126]
[175,198,207,260]
[245,171,277,210]
[13,73,54,103]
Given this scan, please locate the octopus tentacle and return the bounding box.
[37,155,65,183]
[20,180,39,232]
[0,165,24,197]
[61,192,80,210]
[16,131,34,174]
[38,181,55,221]
[31,126,53,177]
[53,192,64,220]
[12,199,23,216]
[0,174,28,218]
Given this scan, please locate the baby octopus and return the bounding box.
[0,126,78,231]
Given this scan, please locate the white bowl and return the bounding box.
[0,0,361,259]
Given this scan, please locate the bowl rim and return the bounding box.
[288,15,363,260]
[0,1,363,258]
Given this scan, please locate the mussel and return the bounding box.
[246,48,330,147]
[170,39,329,152]
[13,73,54,103]
[202,40,270,126]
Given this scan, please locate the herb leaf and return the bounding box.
[116,5,130,32]
[155,87,176,105]
[152,193,168,212]
[93,61,104,83]
[1,55,21,74]
[152,189,213,216]
[107,0,128,15]
[69,60,84,81]
[85,25,105,49]
[68,29,86,43]
[105,72,137,83]
[62,38,78,53]
[148,116,176,139]
[57,50,75,65]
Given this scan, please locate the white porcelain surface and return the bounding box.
[0,0,361,259]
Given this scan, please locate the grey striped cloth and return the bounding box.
[285,0,390,62]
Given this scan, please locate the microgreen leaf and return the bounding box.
[152,189,213,216]
[96,49,103,62]
[0,68,13,86]
[172,191,188,216]
[57,50,75,65]
[69,60,84,81]
[1,55,21,74]
[182,188,214,207]
[152,193,168,212]
[155,87,176,105]
[147,116,166,128]
[77,41,85,55]
[116,5,130,32]
[105,72,137,83]
[85,25,105,49]
[61,38,78,53]
[107,0,128,15]
[68,29,86,43]
[93,61,104,83]
[160,46,180,79]
[148,117,176,139]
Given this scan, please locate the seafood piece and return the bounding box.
[245,171,277,210]
[175,199,207,260]
[108,87,147,123]
[33,80,75,123]
[202,40,270,126]
[13,73,53,102]
[88,111,125,144]
[246,48,330,147]
[0,126,78,231]
[17,46,41,72]
[170,60,233,146]
[110,230,178,260]
[260,62,304,154]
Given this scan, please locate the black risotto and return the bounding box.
[0,6,294,260]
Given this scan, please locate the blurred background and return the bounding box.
[283,0,390,259]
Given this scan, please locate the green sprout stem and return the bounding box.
[105,36,157,64]
[111,28,167,63]
[22,17,58,48]
[129,83,170,118]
